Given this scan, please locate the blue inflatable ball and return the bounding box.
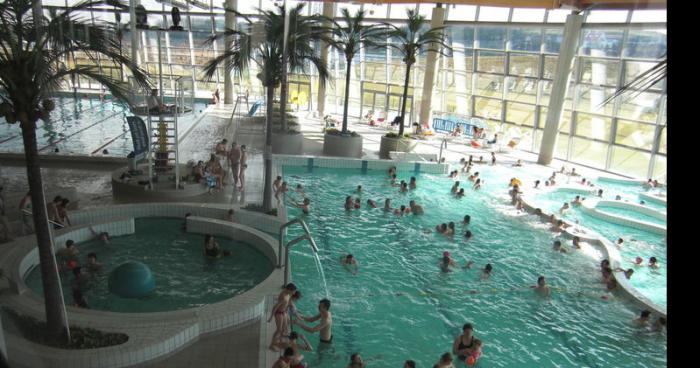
[108,261,155,298]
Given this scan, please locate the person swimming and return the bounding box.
[451,181,460,193]
[383,199,393,212]
[356,185,362,193]
[572,236,581,249]
[409,200,424,215]
[462,215,471,225]
[291,198,311,215]
[649,256,659,269]
[345,196,354,211]
[464,230,472,240]
[480,264,493,280]
[354,198,362,209]
[367,199,378,208]
[203,234,230,259]
[532,276,551,297]
[456,188,465,198]
[409,176,417,189]
[445,222,456,236]
[440,251,457,273]
[435,223,448,234]
[559,202,570,214]
[552,240,567,253]
[340,254,359,275]
[473,179,482,190]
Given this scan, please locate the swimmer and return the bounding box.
[295,184,305,196]
[56,239,79,259]
[464,230,472,240]
[616,238,624,247]
[85,252,102,274]
[440,251,457,273]
[651,317,666,333]
[649,257,659,269]
[552,240,567,253]
[348,352,365,368]
[399,182,409,192]
[273,176,283,193]
[462,215,471,225]
[388,166,396,177]
[468,172,479,182]
[614,267,634,279]
[354,198,361,209]
[534,180,540,188]
[409,200,424,215]
[344,196,354,211]
[633,256,644,265]
[224,209,238,222]
[513,159,523,167]
[89,226,110,244]
[480,264,493,280]
[272,331,312,367]
[391,174,399,186]
[383,199,393,212]
[203,234,230,259]
[290,198,311,215]
[559,202,570,214]
[491,152,496,165]
[462,260,474,269]
[597,189,604,197]
[356,185,362,193]
[633,310,652,327]
[394,205,407,216]
[639,200,646,205]
[532,276,551,297]
[451,181,460,194]
[473,179,482,190]
[272,347,295,368]
[340,254,359,275]
[445,222,456,236]
[367,199,378,208]
[409,176,417,189]
[435,223,448,234]
[269,283,298,350]
[572,236,581,249]
[435,352,454,368]
[571,195,582,206]
[615,195,622,200]
[643,179,653,189]
[550,220,567,232]
[456,188,465,198]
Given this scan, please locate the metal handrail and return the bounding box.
[278,218,319,285]
[438,138,448,163]
[22,209,65,229]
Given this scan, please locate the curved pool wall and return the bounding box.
[0,204,284,368]
[580,199,667,235]
[520,188,667,318]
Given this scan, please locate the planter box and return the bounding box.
[322,133,363,158]
[272,132,304,155]
[379,136,418,159]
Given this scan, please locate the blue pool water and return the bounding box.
[24,218,273,313]
[0,97,207,157]
[526,190,666,308]
[283,166,666,368]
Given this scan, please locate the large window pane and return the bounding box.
[652,155,666,181]
[509,54,539,77]
[543,55,558,79]
[477,51,505,74]
[475,74,503,97]
[506,77,537,104]
[477,26,506,49]
[478,7,510,22]
[615,120,656,150]
[505,102,536,127]
[580,29,624,58]
[575,113,612,141]
[575,85,616,115]
[586,10,629,23]
[610,146,651,178]
[624,29,667,59]
[570,137,607,169]
[624,60,665,92]
[449,5,477,21]
[579,58,619,86]
[473,97,502,120]
[365,4,388,19]
[447,25,475,49]
[617,92,661,122]
[543,28,563,53]
[555,133,569,159]
[509,28,541,52]
[658,127,666,154]
[512,8,546,23]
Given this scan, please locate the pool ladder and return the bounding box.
[438,138,448,163]
[278,218,319,286]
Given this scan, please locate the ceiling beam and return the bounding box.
[303,1,666,11]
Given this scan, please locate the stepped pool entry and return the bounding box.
[24,218,273,313]
[282,165,666,368]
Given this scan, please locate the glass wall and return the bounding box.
[43,1,666,180]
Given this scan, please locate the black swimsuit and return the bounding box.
[457,335,475,361]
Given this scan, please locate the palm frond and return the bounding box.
[598,58,666,108]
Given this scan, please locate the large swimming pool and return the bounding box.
[24,218,273,313]
[0,96,207,157]
[283,165,666,368]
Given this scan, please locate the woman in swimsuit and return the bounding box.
[203,234,230,259]
[268,283,298,350]
[453,323,477,362]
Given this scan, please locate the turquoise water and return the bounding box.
[283,166,666,368]
[24,218,273,313]
[0,97,207,157]
[529,191,666,308]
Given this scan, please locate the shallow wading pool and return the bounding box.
[282,166,666,368]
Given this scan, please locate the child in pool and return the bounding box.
[466,339,483,366]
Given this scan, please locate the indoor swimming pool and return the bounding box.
[0,96,208,157]
[282,165,666,368]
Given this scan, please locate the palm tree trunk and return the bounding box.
[280,64,288,133]
[262,86,275,212]
[398,62,412,136]
[19,118,68,342]
[341,57,352,133]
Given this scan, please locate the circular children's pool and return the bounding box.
[25,218,274,313]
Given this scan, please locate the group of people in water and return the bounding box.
[55,227,110,309]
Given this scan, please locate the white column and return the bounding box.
[223,0,237,104]
[418,4,445,125]
[537,13,584,165]
[317,1,335,116]
[129,0,140,66]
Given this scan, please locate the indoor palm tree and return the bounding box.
[0,0,149,341]
[203,3,328,212]
[386,8,450,137]
[323,8,386,134]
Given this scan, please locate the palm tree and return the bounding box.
[0,0,149,341]
[202,3,328,212]
[599,55,666,107]
[386,8,450,137]
[322,8,386,134]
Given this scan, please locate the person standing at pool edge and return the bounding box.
[268,283,297,351]
[295,298,333,345]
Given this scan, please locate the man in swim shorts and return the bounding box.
[295,298,333,344]
[532,276,551,297]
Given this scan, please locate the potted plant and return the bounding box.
[320,8,386,158]
[203,2,328,211]
[379,8,450,159]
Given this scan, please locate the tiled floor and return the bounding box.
[138,320,261,368]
